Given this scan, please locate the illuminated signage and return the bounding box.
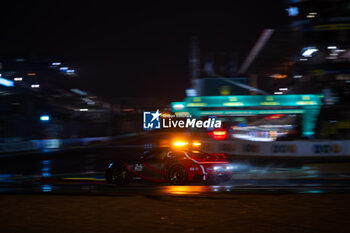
[172,95,322,111]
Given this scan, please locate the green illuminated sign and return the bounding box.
[180,95,322,108]
[171,94,323,137]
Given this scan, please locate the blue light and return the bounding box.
[42,160,51,177]
[0,77,14,87]
[42,160,51,165]
[40,115,50,121]
[186,88,197,97]
[303,190,324,194]
[60,67,69,72]
[41,185,52,192]
[286,7,299,16]
[108,162,114,168]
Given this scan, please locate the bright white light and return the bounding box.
[40,115,50,121]
[14,77,23,81]
[232,134,274,142]
[300,58,308,61]
[279,88,288,91]
[52,62,61,66]
[293,75,303,79]
[274,92,283,95]
[328,46,337,50]
[213,166,221,171]
[79,109,88,111]
[306,12,317,18]
[173,104,184,110]
[60,67,68,71]
[31,84,40,88]
[260,124,293,128]
[302,47,318,57]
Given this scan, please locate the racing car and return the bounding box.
[105,141,233,185]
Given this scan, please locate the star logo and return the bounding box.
[151,109,161,122]
[143,110,161,130]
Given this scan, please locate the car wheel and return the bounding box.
[105,162,131,186]
[169,165,188,185]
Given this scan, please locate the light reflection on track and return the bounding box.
[2,174,350,196]
[2,144,350,196]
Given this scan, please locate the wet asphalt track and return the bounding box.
[3,142,350,232]
[1,143,350,196]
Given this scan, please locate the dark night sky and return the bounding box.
[0,1,287,102]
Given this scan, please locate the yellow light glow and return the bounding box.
[161,112,171,118]
[162,186,205,195]
[213,131,226,136]
[192,142,201,147]
[173,141,188,147]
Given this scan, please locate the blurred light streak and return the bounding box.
[40,115,50,121]
[239,29,274,74]
[162,186,205,195]
[302,47,318,57]
[70,88,88,96]
[41,185,52,192]
[0,77,14,87]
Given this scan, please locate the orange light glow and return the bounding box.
[173,141,188,147]
[122,108,134,112]
[162,186,205,195]
[192,141,201,147]
[271,74,287,79]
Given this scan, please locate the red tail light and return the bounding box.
[210,129,228,140]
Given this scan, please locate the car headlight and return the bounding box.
[213,165,233,172]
